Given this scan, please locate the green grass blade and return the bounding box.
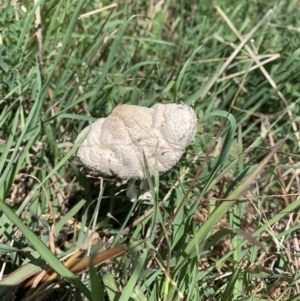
[0,200,92,299]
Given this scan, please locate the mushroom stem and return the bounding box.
[126,179,138,202]
[126,179,153,202]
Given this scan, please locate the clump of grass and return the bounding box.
[1,1,300,300]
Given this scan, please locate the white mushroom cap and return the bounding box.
[75,103,197,180]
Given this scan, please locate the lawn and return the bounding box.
[1,0,300,300]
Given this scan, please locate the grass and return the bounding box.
[1,0,300,300]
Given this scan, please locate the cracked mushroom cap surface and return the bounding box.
[75,103,197,180]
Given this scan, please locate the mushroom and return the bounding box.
[75,103,197,201]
